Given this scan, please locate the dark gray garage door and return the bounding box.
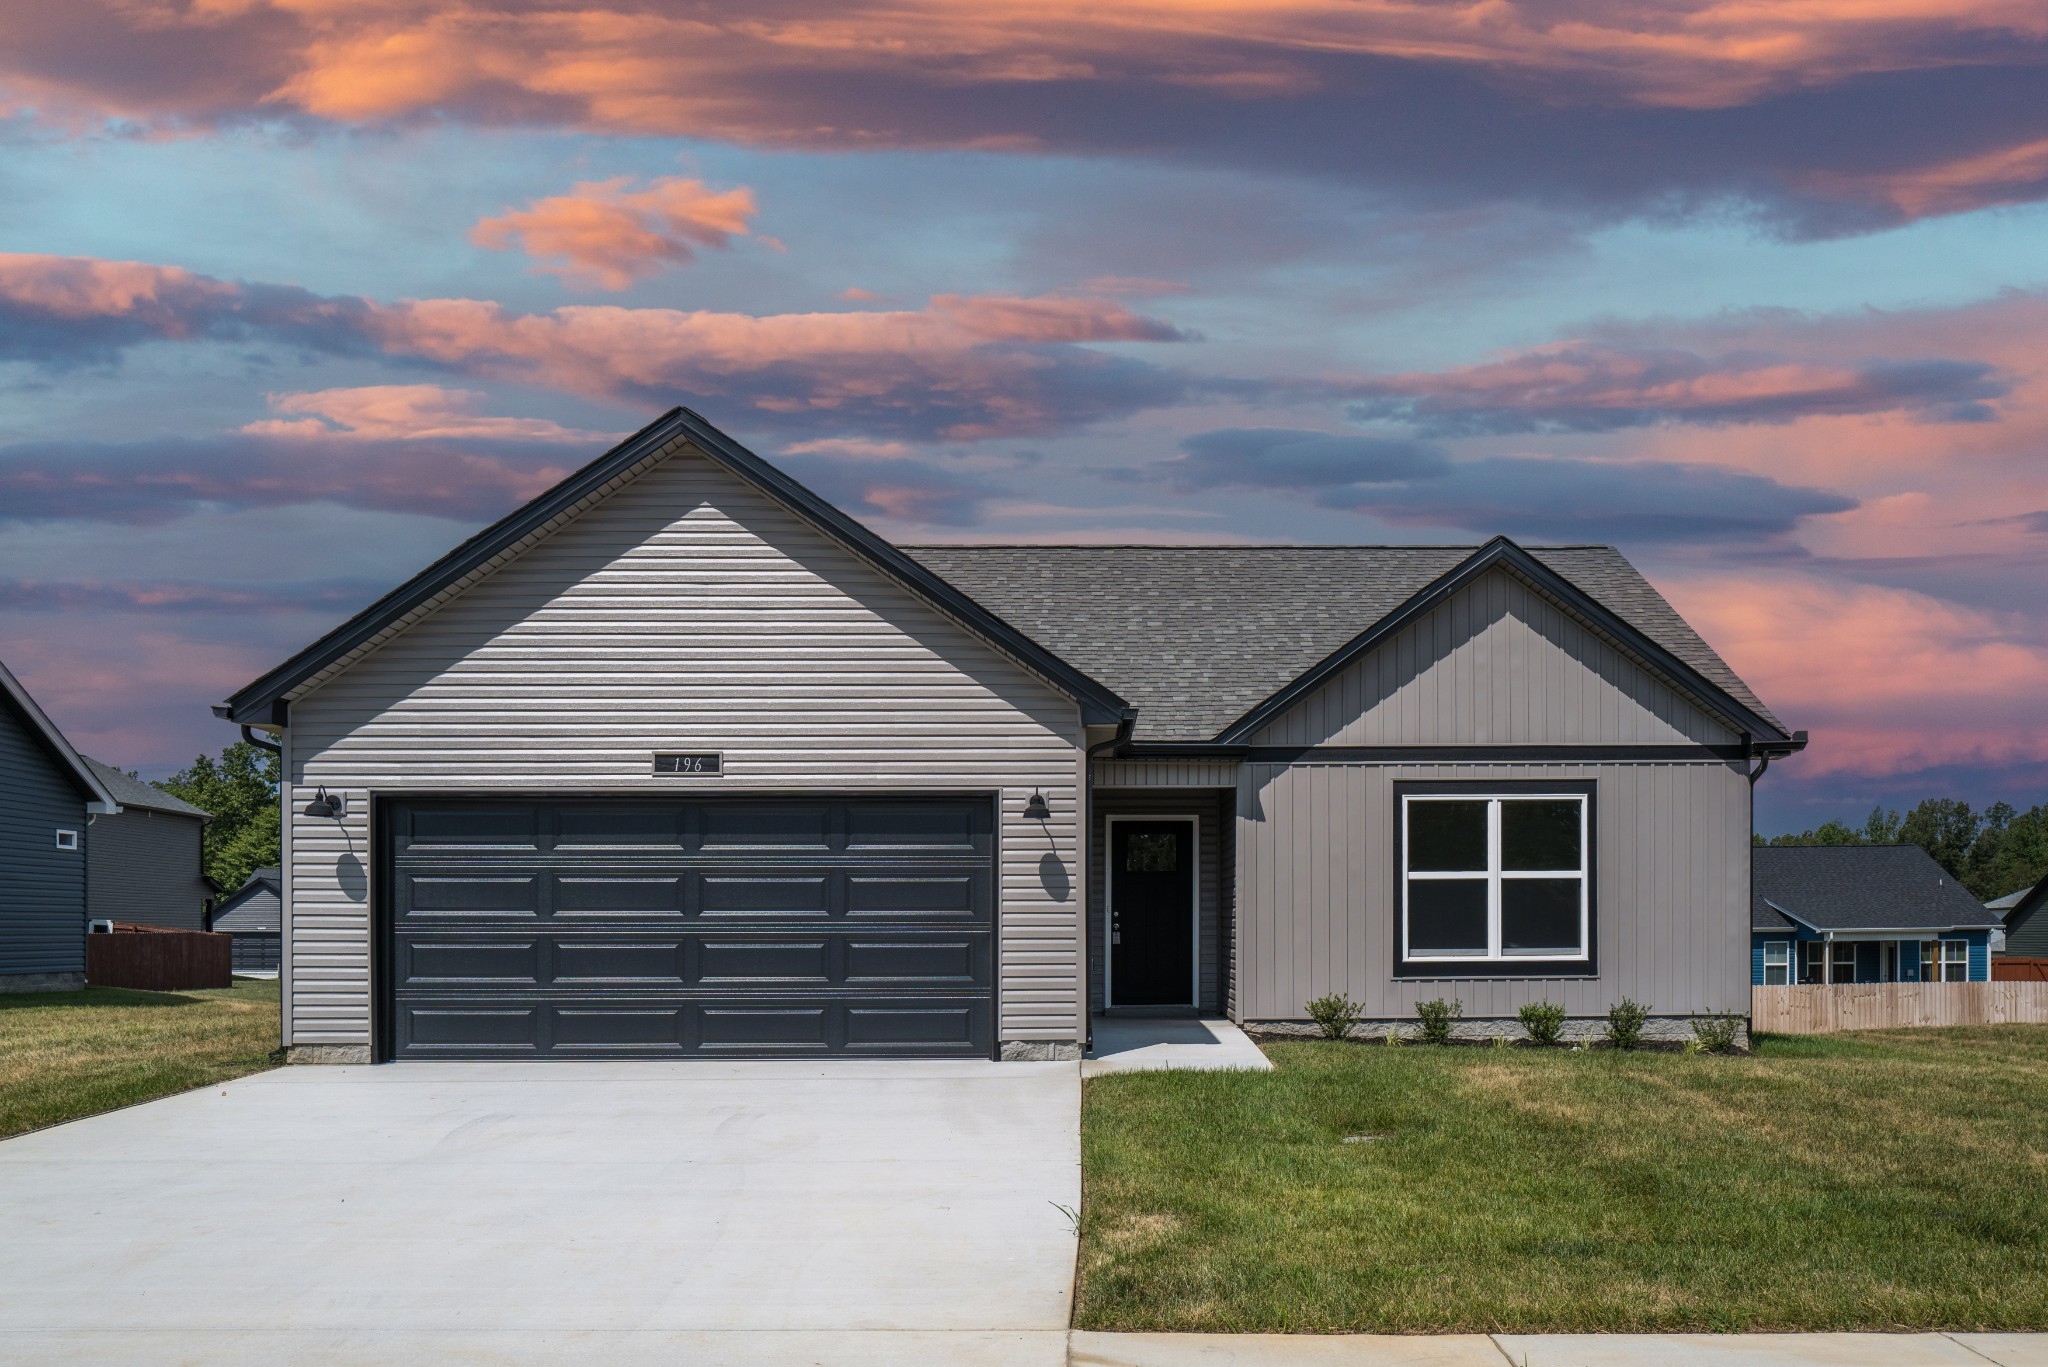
[380,796,995,1059]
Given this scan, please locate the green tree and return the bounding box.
[1765,819,1870,847]
[1964,803,2048,901]
[155,740,280,892]
[1898,798,1980,880]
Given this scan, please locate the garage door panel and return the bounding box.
[385,796,997,1060]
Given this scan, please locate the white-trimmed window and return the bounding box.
[1830,941,1857,984]
[1799,941,1826,984]
[54,829,79,851]
[1919,939,1971,982]
[1762,941,1791,986]
[1402,792,1588,965]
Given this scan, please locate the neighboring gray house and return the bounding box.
[79,758,216,931]
[1,657,121,991]
[209,867,282,973]
[216,409,1804,1063]
[1993,881,2047,959]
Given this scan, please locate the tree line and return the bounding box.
[154,739,281,894]
[1758,799,2048,902]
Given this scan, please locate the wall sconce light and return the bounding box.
[1022,790,1051,821]
[300,786,345,820]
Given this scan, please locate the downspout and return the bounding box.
[240,725,283,757]
[1081,714,1136,1055]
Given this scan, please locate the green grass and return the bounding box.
[0,977,282,1140]
[1078,1028,2048,1333]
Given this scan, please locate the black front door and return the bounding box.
[1109,820,1195,1006]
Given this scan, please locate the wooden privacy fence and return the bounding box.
[87,924,232,992]
[1753,982,2048,1034]
[1994,958,2048,982]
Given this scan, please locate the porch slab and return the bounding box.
[1082,1017,1274,1076]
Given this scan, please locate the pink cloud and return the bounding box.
[471,177,759,290]
[242,385,614,442]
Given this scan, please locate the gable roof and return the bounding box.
[0,656,121,812]
[1993,880,2046,930]
[209,866,281,932]
[80,757,210,821]
[217,409,1131,728]
[904,539,1788,743]
[1752,845,2004,933]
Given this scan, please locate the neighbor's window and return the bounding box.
[1799,941,1826,984]
[1762,941,1791,986]
[1830,941,1857,984]
[1941,938,1970,982]
[54,829,79,851]
[1402,793,1588,964]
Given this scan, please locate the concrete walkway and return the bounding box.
[0,1060,1081,1363]
[1083,1016,1275,1076]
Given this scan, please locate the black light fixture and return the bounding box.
[300,786,345,820]
[1022,789,1051,821]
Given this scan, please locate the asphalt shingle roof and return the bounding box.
[901,544,1779,741]
[80,757,211,820]
[1751,845,2003,933]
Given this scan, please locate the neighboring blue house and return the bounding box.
[0,656,121,992]
[1752,845,2002,985]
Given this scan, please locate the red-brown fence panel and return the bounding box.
[1994,957,2048,982]
[87,924,232,991]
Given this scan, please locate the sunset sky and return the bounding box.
[2,0,2045,832]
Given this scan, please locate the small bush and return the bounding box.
[1605,998,1650,1050]
[1517,1000,1568,1046]
[1415,997,1462,1045]
[1690,1012,1744,1053]
[1305,993,1364,1041]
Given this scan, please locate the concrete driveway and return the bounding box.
[0,1060,1080,1364]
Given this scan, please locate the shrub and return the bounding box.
[1605,998,1650,1050]
[1517,1000,1568,1046]
[1690,1012,1744,1053]
[1415,997,1462,1045]
[1305,993,1364,1041]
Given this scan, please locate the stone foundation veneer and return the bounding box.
[1249,1016,1749,1049]
[287,1044,373,1065]
[1000,1040,1084,1061]
[0,971,86,993]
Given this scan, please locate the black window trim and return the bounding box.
[1392,779,1598,980]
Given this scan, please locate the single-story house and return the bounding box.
[79,758,217,931]
[0,656,121,991]
[208,867,282,973]
[216,408,1806,1063]
[1752,844,2002,985]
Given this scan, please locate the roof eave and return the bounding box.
[1212,536,1791,746]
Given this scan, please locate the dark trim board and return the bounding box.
[372,789,1005,1062]
[1117,743,1752,763]
[1389,778,1600,981]
[219,409,1131,729]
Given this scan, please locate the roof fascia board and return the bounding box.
[0,658,121,812]
[655,410,1129,726]
[219,407,1128,728]
[1214,536,1789,745]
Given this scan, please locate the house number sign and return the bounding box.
[652,752,723,775]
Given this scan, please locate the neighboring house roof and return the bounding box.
[905,539,1788,743]
[1752,845,2005,933]
[216,409,1131,729]
[209,867,282,933]
[1994,881,2046,932]
[80,757,211,821]
[1987,884,2036,913]
[0,655,121,813]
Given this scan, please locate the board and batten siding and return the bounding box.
[1236,567,1753,1022]
[86,809,211,931]
[280,439,1087,1050]
[1250,569,1737,748]
[0,703,88,980]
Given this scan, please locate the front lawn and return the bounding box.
[1079,1028,2048,1333]
[0,977,281,1140]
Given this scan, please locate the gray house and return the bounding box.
[209,867,282,973]
[216,409,1804,1063]
[1,658,121,991]
[1993,881,2046,960]
[79,758,216,931]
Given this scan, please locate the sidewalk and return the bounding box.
[1072,1332,2048,1366]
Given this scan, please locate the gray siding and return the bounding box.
[211,884,281,934]
[1250,569,1736,747]
[1235,759,1753,1020]
[1095,759,1240,788]
[281,438,1087,1049]
[1089,789,1226,1013]
[87,809,211,930]
[2006,899,2048,957]
[0,701,88,977]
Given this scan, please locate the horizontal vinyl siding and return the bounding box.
[1251,569,1736,748]
[283,444,1086,1048]
[86,809,211,931]
[0,706,87,976]
[1236,759,1752,1020]
[210,886,280,934]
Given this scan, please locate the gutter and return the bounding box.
[1747,730,1809,787]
